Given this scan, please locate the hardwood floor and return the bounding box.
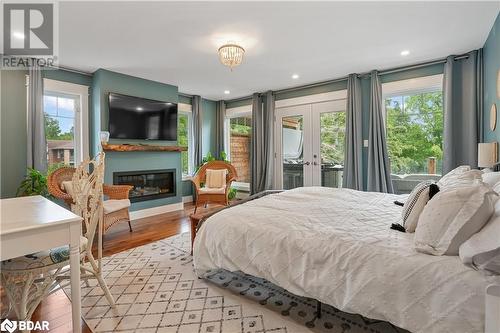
[4,202,205,333]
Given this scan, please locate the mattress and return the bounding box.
[193,186,489,333]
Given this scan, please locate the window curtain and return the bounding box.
[367,70,394,193]
[192,95,203,167]
[215,100,226,159]
[250,91,275,194]
[343,74,363,190]
[27,64,47,172]
[443,49,483,173]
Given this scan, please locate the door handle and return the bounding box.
[304,161,311,166]
[313,161,318,166]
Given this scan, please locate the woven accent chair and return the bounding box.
[1,153,115,322]
[191,160,237,213]
[48,166,134,234]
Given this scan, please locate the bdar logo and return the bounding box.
[0,319,17,333]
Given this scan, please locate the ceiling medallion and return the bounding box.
[218,43,245,71]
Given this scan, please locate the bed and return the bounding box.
[193,186,489,333]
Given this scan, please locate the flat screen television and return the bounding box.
[108,93,177,141]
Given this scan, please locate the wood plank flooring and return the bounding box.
[3,202,203,333]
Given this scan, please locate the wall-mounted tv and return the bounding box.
[108,93,177,141]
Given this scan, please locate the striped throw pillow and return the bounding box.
[402,181,439,233]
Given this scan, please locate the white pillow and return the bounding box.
[437,169,482,190]
[402,181,436,233]
[205,169,227,189]
[437,165,470,188]
[493,182,500,194]
[482,171,500,188]
[459,201,500,275]
[414,182,498,255]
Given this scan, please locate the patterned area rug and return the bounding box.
[66,233,408,333]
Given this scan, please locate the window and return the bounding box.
[42,79,88,170]
[229,116,252,183]
[177,111,192,176]
[383,75,443,176]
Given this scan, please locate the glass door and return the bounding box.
[275,99,346,190]
[276,105,312,190]
[311,100,346,187]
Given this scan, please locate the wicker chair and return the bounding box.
[1,153,115,323]
[191,160,237,213]
[48,167,134,234]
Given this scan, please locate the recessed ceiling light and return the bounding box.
[400,50,410,56]
[224,90,230,95]
[13,32,25,39]
[136,107,143,111]
[292,74,300,79]
[166,102,173,105]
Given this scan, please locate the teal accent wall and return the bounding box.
[483,13,500,143]
[226,98,252,109]
[276,81,348,101]
[0,68,91,198]
[43,69,93,86]
[182,180,193,197]
[179,95,192,105]
[1,70,28,198]
[380,63,444,83]
[91,69,183,209]
[91,69,179,156]
[104,152,182,211]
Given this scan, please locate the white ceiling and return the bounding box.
[58,1,499,100]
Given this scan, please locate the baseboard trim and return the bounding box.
[182,195,193,203]
[130,202,184,220]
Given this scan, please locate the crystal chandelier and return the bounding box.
[218,43,245,70]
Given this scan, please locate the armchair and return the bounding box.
[48,167,134,234]
[191,160,237,213]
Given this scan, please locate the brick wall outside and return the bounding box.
[230,133,250,183]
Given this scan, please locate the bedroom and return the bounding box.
[1,1,500,333]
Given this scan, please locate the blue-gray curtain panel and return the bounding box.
[192,95,203,167]
[215,100,226,159]
[250,91,275,194]
[367,71,394,193]
[443,49,484,174]
[27,64,47,172]
[343,74,363,190]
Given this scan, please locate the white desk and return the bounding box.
[0,196,82,333]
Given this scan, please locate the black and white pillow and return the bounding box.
[401,181,439,232]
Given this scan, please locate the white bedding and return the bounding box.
[193,187,489,333]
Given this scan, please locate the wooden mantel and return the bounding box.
[102,143,187,152]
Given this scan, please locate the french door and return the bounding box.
[275,99,346,190]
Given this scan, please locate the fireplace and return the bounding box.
[113,169,176,202]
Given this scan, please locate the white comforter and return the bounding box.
[193,187,489,333]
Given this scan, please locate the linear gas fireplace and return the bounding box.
[113,169,176,202]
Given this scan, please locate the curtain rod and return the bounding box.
[227,52,471,101]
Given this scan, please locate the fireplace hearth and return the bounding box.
[113,169,176,202]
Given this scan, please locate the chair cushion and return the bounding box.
[103,199,131,214]
[199,187,226,194]
[1,236,88,271]
[206,169,227,188]
[61,180,74,197]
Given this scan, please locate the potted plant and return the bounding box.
[16,168,49,197]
